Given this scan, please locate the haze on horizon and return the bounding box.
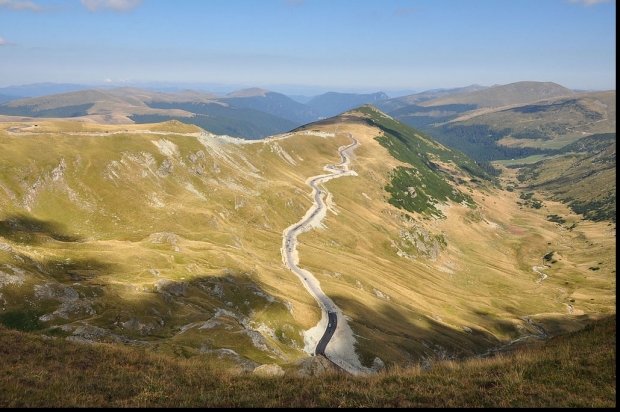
[0,0,616,94]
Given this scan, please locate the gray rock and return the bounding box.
[67,324,127,344]
[295,356,339,377]
[121,318,159,335]
[0,265,26,288]
[372,357,386,372]
[154,279,187,297]
[253,363,285,377]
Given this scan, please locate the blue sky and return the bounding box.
[0,0,616,93]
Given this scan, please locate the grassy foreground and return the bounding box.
[0,316,615,408]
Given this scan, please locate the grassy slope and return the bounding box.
[0,116,615,373]
[420,81,574,108]
[0,315,614,407]
[0,88,303,139]
[425,92,616,163]
[0,120,357,365]
[131,101,299,139]
[515,133,616,222]
[290,109,615,368]
[356,105,489,217]
[223,92,318,124]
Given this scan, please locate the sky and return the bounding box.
[0,0,616,94]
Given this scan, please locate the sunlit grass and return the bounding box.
[0,315,614,407]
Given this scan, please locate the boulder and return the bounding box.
[252,363,285,377]
[295,356,340,377]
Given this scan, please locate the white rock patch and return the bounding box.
[152,139,180,158]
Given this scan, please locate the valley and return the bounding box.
[0,106,614,377]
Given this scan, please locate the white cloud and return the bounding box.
[569,0,613,6]
[0,0,42,11]
[0,37,7,45]
[81,0,142,12]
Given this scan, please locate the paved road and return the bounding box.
[315,311,338,355]
[281,134,359,361]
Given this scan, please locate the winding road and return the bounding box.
[281,134,359,365]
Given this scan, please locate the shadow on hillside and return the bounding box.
[38,257,118,282]
[63,270,294,340]
[2,257,293,364]
[0,252,117,331]
[0,215,82,244]
[330,293,607,368]
[329,294,499,367]
[73,271,299,367]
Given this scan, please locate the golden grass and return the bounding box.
[0,117,615,369]
[0,315,614,407]
[290,117,615,364]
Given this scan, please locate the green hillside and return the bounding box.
[0,103,94,118]
[223,91,318,124]
[421,81,574,108]
[136,101,299,139]
[515,133,616,222]
[356,105,492,217]
[426,92,615,162]
[387,103,477,129]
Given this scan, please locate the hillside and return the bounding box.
[0,315,614,407]
[442,91,616,153]
[421,81,574,108]
[378,82,611,163]
[0,109,615,374]
[0,81,603,145]
[512,133,616,222]
[389,91,615,163]
[0,94,17,104]
[352,105,490,217]
[382,102,478,133]
[0,88,301,138]
[0,88,202,123]
[376,85,487,112]
[222,89,318,124]
[0,83,90,98]
[131,103,298,139]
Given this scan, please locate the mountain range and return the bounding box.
[1,81,613,151]
[1,80,614,221]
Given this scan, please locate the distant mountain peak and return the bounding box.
[417,80,575,109]
[226,88,271,98]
